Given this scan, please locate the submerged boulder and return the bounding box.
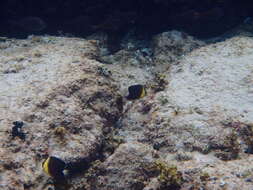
[1,30,253,190]
[0,36,122,189]
[117,35,253,189]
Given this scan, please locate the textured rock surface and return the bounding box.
[152,30,204,67]
[117,35,253,189]
[1,30,253,190]
[0,36,122,190]
[86,142,157,190]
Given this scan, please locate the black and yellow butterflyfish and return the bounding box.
[126,84,146,100]
[42,156,66,181]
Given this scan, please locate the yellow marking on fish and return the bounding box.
[42,157,51,176]
[140,87,146,98]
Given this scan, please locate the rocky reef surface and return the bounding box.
[0,36,123,190]
[1,27,253,190]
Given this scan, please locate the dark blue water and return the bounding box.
[0,0,252,39]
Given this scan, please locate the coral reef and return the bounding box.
[0,36,122,189]
[153,160,182,189]
[1,26,253,189]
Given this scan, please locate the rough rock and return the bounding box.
[2,29,253,190]
[117,35,253,189]
[86,142,158,190]
[152,30,204,68]
[0,36,122,190]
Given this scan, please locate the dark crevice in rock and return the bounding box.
[65,144,104,178]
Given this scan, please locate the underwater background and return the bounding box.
[1,0,253,190]
[1,0,253,39]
